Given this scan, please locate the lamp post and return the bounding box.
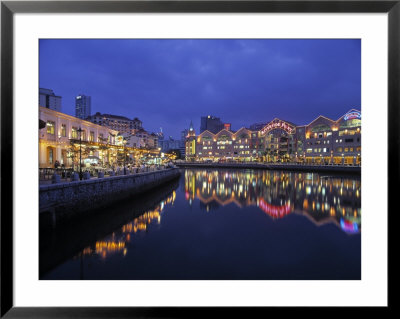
[123,139,127,175]
[77,127,83,180]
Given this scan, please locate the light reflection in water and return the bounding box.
[77,191,176,260]
[184,169,361,233]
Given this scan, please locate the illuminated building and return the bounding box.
[185,109,361,165]
[39,106,118,168]
[299,109,361,165]
[86,112,143,134]
[132,128,158,149]
[185,121,197,161]
[39,88,62,112]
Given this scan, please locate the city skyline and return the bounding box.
[39,39,361,138]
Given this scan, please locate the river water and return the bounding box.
[40,168,361,280]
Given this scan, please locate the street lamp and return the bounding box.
[123,138,127,175]
[77,127,83,180]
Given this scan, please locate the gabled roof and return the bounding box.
[215,129,233,136]
[305,115,335,127]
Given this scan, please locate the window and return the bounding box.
[336,147,343,152]
[71,127,78,139]
[99,133,104,142]
[48,148,53,164]
[46,121,55,134]
[61,124,66,137]
[81,130,86,141]
[307,148,313,153]
[89,131,94,142]
[344,148,349,152]
[345,138,354,143]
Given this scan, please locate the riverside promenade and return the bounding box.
[39,167,180,223]
[175,162,361,175]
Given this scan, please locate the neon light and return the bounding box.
[344,111,361,121]
[259,198,291,218]
[260,119,294,135]
[340,218,359,233]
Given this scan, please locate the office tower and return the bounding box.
[200,115,224,134]
[75,94,91,120]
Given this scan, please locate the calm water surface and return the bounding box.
[40,168,361,280]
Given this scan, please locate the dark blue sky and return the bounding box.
[39,39,360,139]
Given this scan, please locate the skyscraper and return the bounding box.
[39,88,62,112]
[75,94,91,120]
[200,115,224,134]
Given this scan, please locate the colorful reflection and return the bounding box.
[184,169,361,233]
[77,191,176,260]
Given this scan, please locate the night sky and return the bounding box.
[39,39,361,139]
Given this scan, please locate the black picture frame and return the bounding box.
[1,0,396,317]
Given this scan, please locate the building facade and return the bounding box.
[86,112,142,134]
[185,109,361,165]
[39,106,118,168]
[75,94,92,120]
[39,88,62,112]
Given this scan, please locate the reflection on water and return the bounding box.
[78,191,176,260]
[184,169,361,234]
[40,169,361,280]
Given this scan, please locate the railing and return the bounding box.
[39,164,176,183]
[39,168,74,180]
[174,161,361,168]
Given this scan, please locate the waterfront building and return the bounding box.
[185,109,361,165]
[185,121,197,161]
[39,106,118,168]
[75,94,91,120]
[39,88,62,112]
[86,112,143,134]
[299,109,361,165]
[131,128,156,149]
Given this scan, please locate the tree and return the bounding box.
[98,136,109,167]
[168,149,181,160]
[66,140,79,171]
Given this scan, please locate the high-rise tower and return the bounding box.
[75,94,91,120]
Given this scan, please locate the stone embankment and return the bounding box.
[39,168,181,220]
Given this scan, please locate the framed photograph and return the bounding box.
[1,0,395,317]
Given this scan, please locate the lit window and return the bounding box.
[71,127,78,139]
[46,121,55,135]
[61,124,66,137]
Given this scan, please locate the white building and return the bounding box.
[39,106,118,168]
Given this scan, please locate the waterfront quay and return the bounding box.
[39,167,180,225]
[176,161,361,175]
